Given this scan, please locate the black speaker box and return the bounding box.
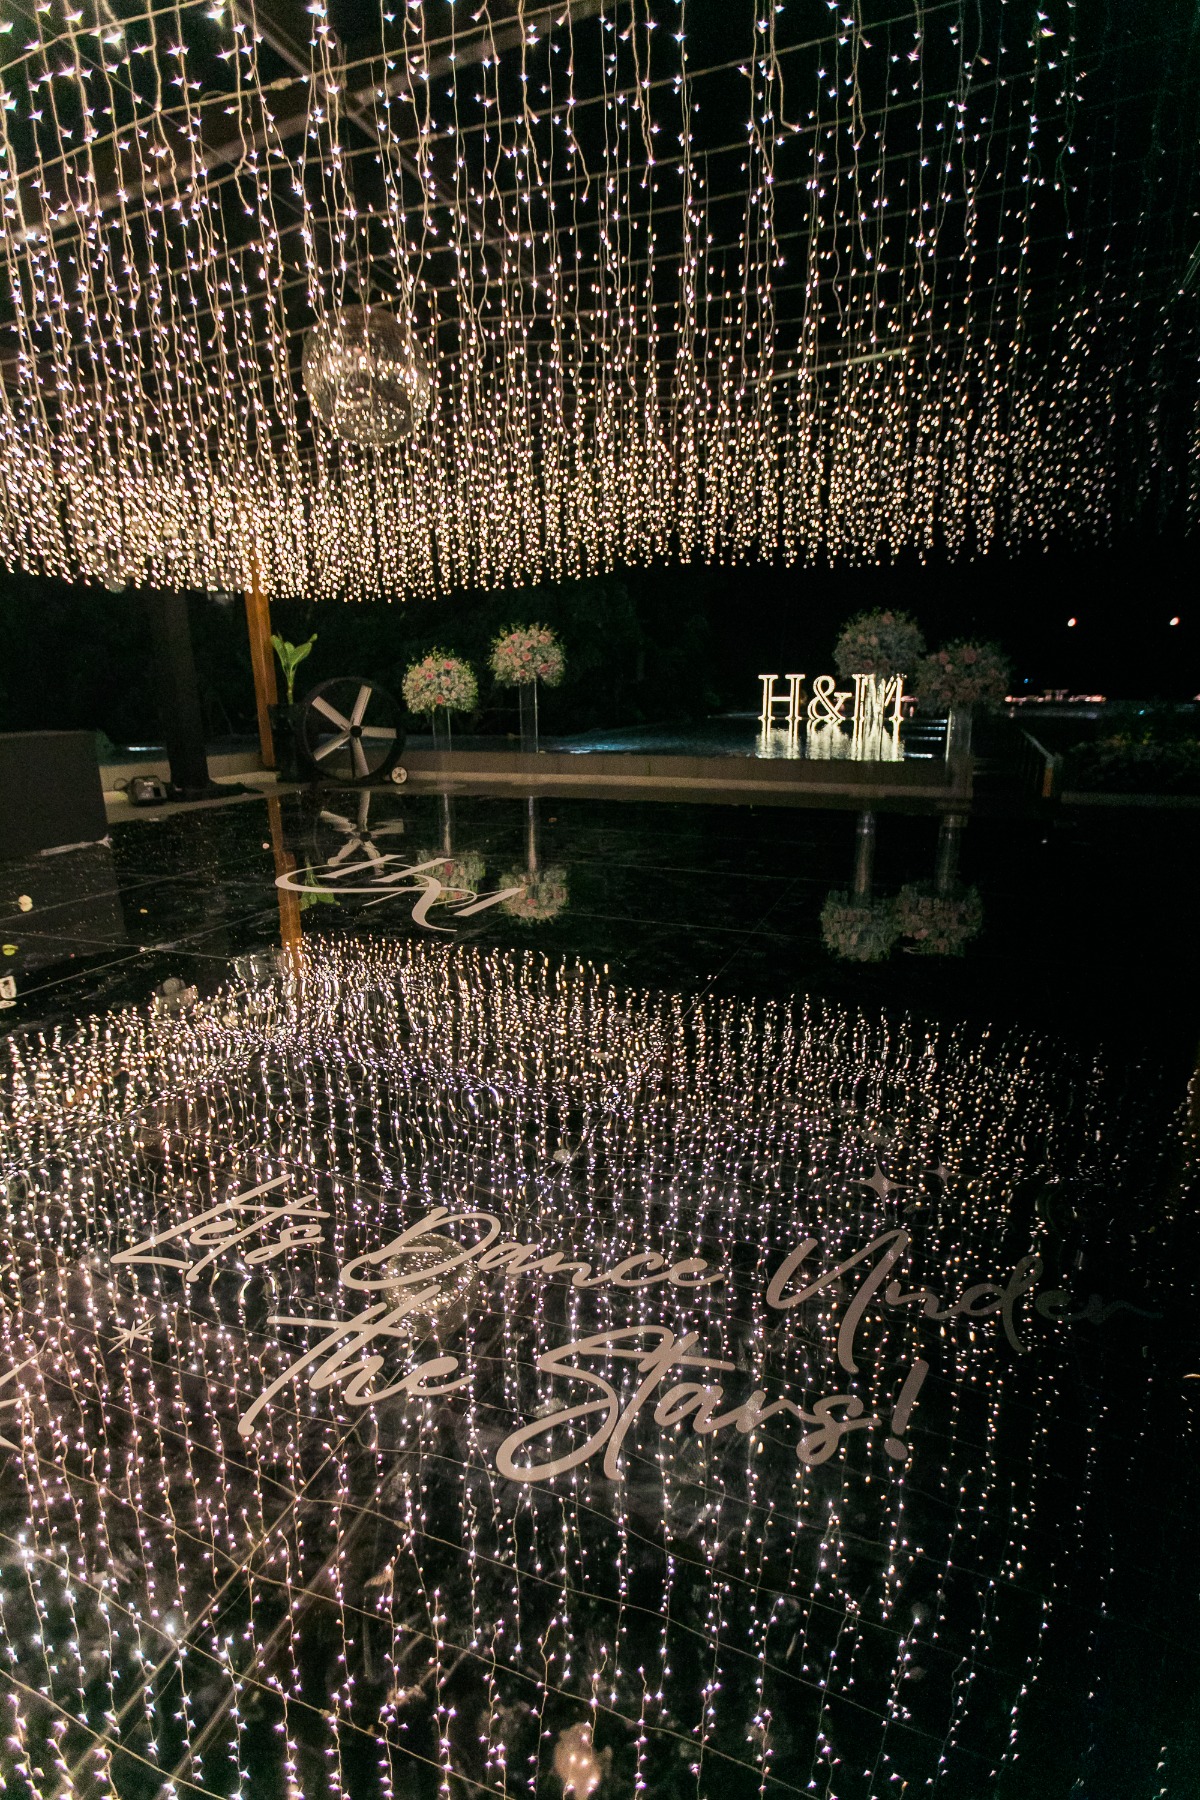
[0,732,109,859]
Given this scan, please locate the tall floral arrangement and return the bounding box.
[490,625,565,687]
[833,610,925,679]
[915,641,1011,710]
[402,651,478,714]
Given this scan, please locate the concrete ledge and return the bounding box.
[401,747,965,804]
[103,771,301,825]
[101,749,265,794]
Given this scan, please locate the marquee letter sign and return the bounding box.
[759,670,911,758]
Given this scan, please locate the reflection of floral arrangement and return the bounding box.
[833,610,925,680]
[501,867,569,921]
[489,625,565,687]
[915,641,1010,710]
[402,650,477,714]
[820,892,899,963]
[416,851,488,898]
[895,884,983,955]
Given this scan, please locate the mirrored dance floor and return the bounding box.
[0,788,1196,1799]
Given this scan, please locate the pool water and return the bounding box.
[405,711,951,760]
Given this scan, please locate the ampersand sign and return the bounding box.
[807,675,852,725]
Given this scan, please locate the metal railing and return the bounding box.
[1017,728,1061,800]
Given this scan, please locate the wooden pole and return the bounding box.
[266,792,303,960]
[244,560,278,770]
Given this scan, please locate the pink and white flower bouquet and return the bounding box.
[833,610,925,680]
[915,641,1010,710]
[489,625,565,688]
[402,651,478,714]
[415,850,488,899]
[819,893,899,963]
[895,884,983,956]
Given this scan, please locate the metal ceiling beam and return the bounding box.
[228,0,536,286]
[0,0,604,389]
[7,0,604,248]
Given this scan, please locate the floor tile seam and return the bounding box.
[129,912,283,952]
[672,873,809,1036]
[12,1328,1151,1650]
[0,867,207,921]
[14,1428,291,1580]
[62,1418,366,1777]
[3,950,146,1004]
[537,854,809,881]
[0,1528,477,1797]
[495,907,790,938]
[181,1551,824,1796]
[234,1525,969,1752]
[338,1466,1021,1647]
[2,932,143,954]
[23,1356,314,1522]
[5,1281,343,1490]
[0,1669,229,1800]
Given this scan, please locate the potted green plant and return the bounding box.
[270,634,316,778]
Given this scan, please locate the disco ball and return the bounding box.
[301,305,432,447]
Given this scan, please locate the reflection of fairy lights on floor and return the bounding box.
[0,936,1193,1796]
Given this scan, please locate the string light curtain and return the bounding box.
[0,0,1196,600]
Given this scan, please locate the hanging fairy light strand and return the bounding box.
[0,0,1195,600]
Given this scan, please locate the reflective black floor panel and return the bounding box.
[0,787,1195,1800]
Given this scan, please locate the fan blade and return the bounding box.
[352,737,370,780]
[350,684,372,728]
[314,732,351,762]
[358,726,397,741]
[328,836,364,865]
[312,695,352,731]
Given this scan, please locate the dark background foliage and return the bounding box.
[0,530,1193,746]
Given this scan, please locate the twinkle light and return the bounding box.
[0,3,1195,599]
[0,932,1188,1794]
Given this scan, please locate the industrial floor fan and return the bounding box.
[296,677,405,785]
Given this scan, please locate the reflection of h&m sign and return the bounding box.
[759,672,908,732]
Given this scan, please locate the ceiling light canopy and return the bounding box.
[0,0,1195,600]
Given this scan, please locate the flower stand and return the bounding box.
[519,681,540,755]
